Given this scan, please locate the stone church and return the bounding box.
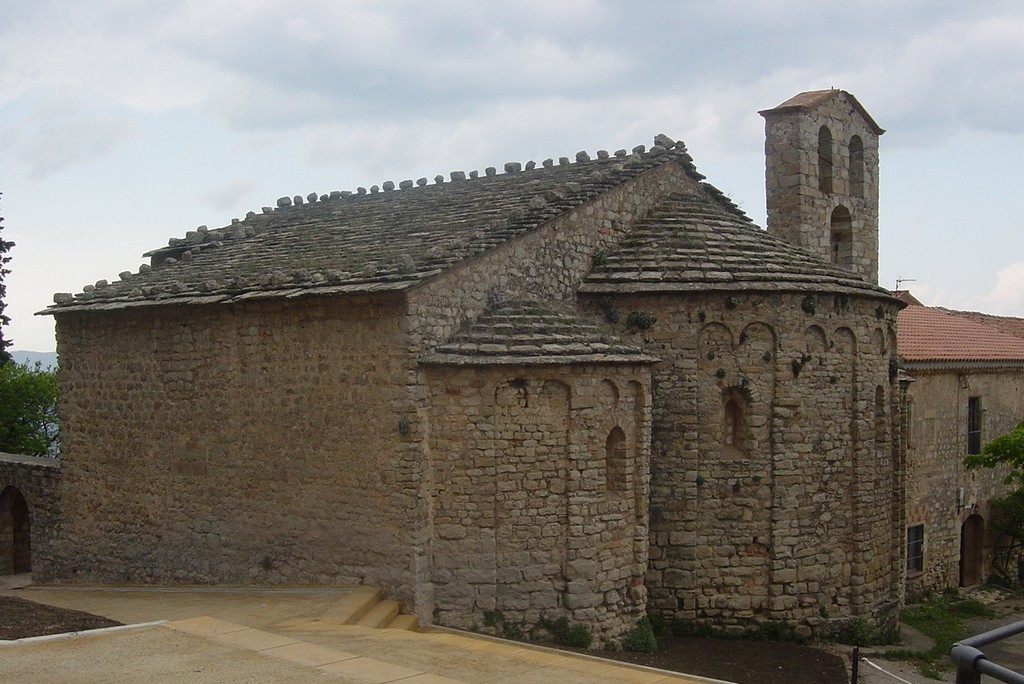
[31,89,905,642]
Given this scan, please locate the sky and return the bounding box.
[2,0,1024,352]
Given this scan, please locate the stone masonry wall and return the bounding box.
[764,98,881,284]
[905,368,1024,594]
[0,454,60,576]
[408,160,699,354]
[405,158,696,619]
[424,363,652,642]
[47,296,421,604]
[585,290,903,637]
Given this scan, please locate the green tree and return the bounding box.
[0,362,59,456]
[965,420,1024,583]
[0,192,14,365]
[965,420,1024,488]
[983,491,1024,583]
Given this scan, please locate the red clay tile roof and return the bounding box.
[892,290,923,306]
[953,310,1024,342]
[897,301,1024,364]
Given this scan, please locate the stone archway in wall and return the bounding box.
[0,486,32,574]
[960,514,984,587]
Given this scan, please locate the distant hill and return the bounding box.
[9,350,58,369]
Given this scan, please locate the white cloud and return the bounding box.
[824,14,1024,146]
[14,107,137,179]
[910,262,1024,318]
[4,0,1024,153]
[985,262,1024,316]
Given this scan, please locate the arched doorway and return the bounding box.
[960,514,984,587]
[0,486,32,574]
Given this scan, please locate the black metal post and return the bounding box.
[851,645,859,684]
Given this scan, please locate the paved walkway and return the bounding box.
[0,579,728,684]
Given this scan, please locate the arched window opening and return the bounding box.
[818,126,834,193]
[606,427,628,495]
[874,385,887,445]
[722,389,749,458]
[724,400,740,445]
[849,135,864,198]
[830,206,853,269]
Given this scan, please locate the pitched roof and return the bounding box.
[43,136,717,314]
[579,191,891,299]
[897,300,1024,365]
[423,299,657,366]
[759,89,885,135]
[892,290,923,306]
[953,310,1024,342]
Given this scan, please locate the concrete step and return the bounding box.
[387,613,419,631]
[314,585,417,632]
[318,585,382,625]
[356,598,400,628]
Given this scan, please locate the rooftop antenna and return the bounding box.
[894,277,916,290]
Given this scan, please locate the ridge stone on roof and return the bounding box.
[43,136,719,314]
[579,190,892,299]
[423,299,658,366]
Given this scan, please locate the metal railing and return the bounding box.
[950,619,1024,683]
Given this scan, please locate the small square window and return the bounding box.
[907,524,924,574]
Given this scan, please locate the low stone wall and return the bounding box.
[0,453,60,576]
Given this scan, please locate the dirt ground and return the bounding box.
[595,634,849,684]
[0,595,121,640]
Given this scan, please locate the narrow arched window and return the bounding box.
[875,385,887,445]
[722,389,748,457]
[830,206,853,269]
[606,427,628,494]
[849,136,864,199]
[818,126,833,193]
[724,399,740,446]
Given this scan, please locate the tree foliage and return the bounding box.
[0,362,59,457]
[965,420,1024,488]
[984,491,1024,584]
[965,421,1024,583]
[0,192,14,365]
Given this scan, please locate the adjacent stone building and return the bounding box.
[37,89,905,641]
[897,292,1024,594]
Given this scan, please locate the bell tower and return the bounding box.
[760,90,884,284]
